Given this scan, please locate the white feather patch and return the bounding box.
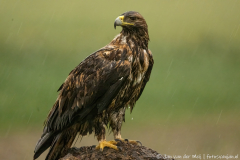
[129,74,133,81]
[121,36,126,44]
[128,55,133,62]
[133,72,143,86]
[136,73,143,84]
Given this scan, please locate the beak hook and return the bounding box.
[114,21,117,29]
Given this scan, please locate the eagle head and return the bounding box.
[114,11,147,30]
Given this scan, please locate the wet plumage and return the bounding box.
[34,11,154,160]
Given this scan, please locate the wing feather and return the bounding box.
[137,49,154,100]
[44,48,131,133]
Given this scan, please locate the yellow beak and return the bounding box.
[114,16,134,29]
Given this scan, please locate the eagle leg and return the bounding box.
[95,140,119,151]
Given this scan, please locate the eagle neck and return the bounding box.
[120,27,149,50]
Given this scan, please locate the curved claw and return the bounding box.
[117,146,123,151]
[114,139,122,142]
[124,139,142,146]
[136,140,142,146]
[72,147,79,152]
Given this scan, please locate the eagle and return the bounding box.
[34,11,154,160]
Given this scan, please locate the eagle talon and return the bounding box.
[122,139,142,146]
[72,147,78,151]
[136,140,142,146]
[114,139,122,142]
[117,146,123,151]
[91,145,96,149]
[96,140,119,151]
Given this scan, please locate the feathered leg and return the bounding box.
[110,106,142,146]
[109,107,125,140]
[95,122,119,151]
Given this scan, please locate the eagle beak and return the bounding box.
[114,16,124,29]
[114,16,134,29]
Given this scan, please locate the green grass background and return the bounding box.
[0,0,240,159]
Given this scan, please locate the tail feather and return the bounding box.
[34,132,55,160]
[34,98,80,160]
[45,127,78,160]
[34,127,78,160]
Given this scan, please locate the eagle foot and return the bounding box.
[115,138,142,146]
[95,140,119,151]
[126,139,142,146]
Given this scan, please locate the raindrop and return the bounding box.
[27,111,34,124]
[17,22,23,35]
[216,109,223,125]
[164,59,173,82]
[184,145,189,153]
[193,97,199,109]
[42,51,49,65]
[234,24,240,37]
[4,125,12,138]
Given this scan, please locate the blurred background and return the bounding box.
[0,0,240,159]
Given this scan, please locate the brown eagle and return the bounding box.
[34,11,154,160]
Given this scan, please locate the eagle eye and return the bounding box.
[129,17,136,21]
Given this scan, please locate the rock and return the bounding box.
[60,140,174,160]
